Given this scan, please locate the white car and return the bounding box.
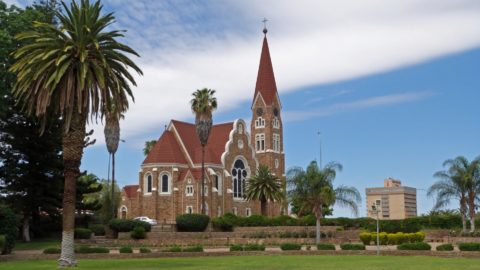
[134,216,157,225]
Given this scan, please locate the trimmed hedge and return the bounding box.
[0,235,5,253]
[166,245,182,252]
[340,243,365,250]
[359,232,371,245]
[316,243,335,250]
[76,246,110,254]
[139,247,151,253]
[397,242,431,250]
[212,217,234,232]
[458,243,480,251]
[43,247,61,254]
[360,231,425,245]
[230,244,243,251]
[131,226,146,239]
[0,207,18,254]
[183,245,203,252]
[280,243,302,251]
[436,244,454,251]
[74,228,92,239]
[243,244,266,251]
[119,246,133,253]
[176,214,210,232]
[108,219,151,233]
[90,225,106,236]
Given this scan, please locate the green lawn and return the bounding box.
[2,255,480,270]
[13,238,60,250]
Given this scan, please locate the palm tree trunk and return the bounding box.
[461,203,467,233]
[111,153,116,219]
[260,198,267,216]
[469,198,476,232]
[22,213,30,242]
[58,113,86,268]
[316,215,322,244]
[201,146,205,215]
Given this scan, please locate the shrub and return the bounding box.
[176,214,210,232]
[0,235,5,252]
[119,246,133,253]
[397,242,431,250]
[230,244,243,251]
[108,219,151,233]
[43,247,61,254]
[131,226,146,239]
[244,244,265,251]
[242,215,268,226]
[436,244,454,251]
[167,245,182,252]
[412,232,425,243]
[0,207,18,254]
[76,246,110,253]
[359,232,371,245]
[316,243,335,250]
[280,243,302,251]
[183,245,203,252]
[458,243,480,251]
[372,232,388,245]
[90,224,106,236]
[74,228,92,239]
[212,217,234,232]
[139,247,151,253]
[340,243,365,250]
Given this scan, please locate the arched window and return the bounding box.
[246,208,251,217]
[159,173,171,194]
[144,173,152,194]
[120,206,127,219]
[215,174,223,195]
[273,117,280,129]
[232,159,248,199]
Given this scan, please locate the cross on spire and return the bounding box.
[262,17,268,34]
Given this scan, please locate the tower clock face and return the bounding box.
[256,107,263,116]
[273,107,279,117]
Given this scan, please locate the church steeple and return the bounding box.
[252,26,278,107]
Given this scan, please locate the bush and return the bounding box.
[0,207,18,254]
[139,247,151,253]
[108,219,151,233]
[458,243,480,251]
[176,214,210,232]
[280,243,302,251]
[76,246,110,253]
[359,232,371,245]
[242,215,268,226]
[397,242,431,250]
[230,244,243,251]
[244,244,265,251]
[340,243,365,250]
[436,244,454,251]
[166,245,182,252]
[43,247,61,254]
[90,225,106,236]
[316,243,335,250]
[119,246,133,253]
[74,228,92,239]
[371,232,388,245]
[412,232,425,243]
[212,217,234,232]
[183,245,203,252]
[131,226,146,239]
[0,235,5,252]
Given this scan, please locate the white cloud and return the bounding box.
[87,0,480,147]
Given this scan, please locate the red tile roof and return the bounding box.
[253,35,278,106]
[143,130,188,165]
[177,168,209,183]
[123,185,138,198]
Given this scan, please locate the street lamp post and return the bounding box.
[370,204,380,256]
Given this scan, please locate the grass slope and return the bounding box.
[1,255,480,270]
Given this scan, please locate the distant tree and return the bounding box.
[245,165,283,216]
[76,172,102,227]
[97,179,121,223]
[190,88,217,214]
[288,161,361,244]
[143,140,157,156]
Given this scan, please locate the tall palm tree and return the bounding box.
[143,140,157,156]
[190,88,217,215]
[287,161,361,244]
[245,165,283,216]
[429,156,480,232]
[10,0,142,266]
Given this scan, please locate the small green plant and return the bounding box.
[280,243,302,251]
[458,243,480,251]
[89,225,106,236]
[139,247,151,253]
[43,247,61,254]
[359,232,371,245]
[167,245,182,252]
[340,243,365,250]
[131,226,146,239]
[230,244,243,251]
[0,235,5,252]
[316,243,335,250]
[74,228,92,239]
[436,244,454,251]
[75,246,110,253]
[306,245,311,250]
[212,217,234,232]
[397,242,431,250]
[183,245,203,252]
[244,244,265,251]
[176,214,210,232]
[119,246,133,253]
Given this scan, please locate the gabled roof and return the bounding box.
[253,34,278,106]
[123,185,138,198]
[178,168,209,183]
[143,130,187,165]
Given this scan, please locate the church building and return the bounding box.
[119,28,285,222]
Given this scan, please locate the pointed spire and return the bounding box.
[253,25,278,106]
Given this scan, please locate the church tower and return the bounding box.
[250,26,285,215]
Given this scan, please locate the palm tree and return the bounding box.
[190,88,217,215]
[245,165,283,216]
[429,156,480,232]
[287,161,361,244]
[143,140,157,156]
[10,1,142,266]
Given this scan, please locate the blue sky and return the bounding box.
[7,0,480,217]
